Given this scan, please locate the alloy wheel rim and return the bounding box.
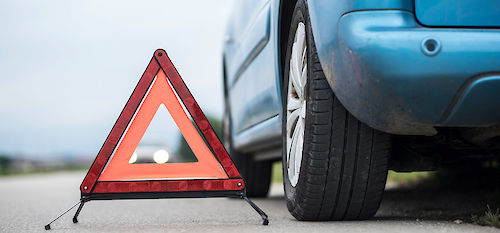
[286,22,307,187]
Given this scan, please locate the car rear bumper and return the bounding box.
[328,10,500,135]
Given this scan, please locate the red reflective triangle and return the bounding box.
[80,49,243,194]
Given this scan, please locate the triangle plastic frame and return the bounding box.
[44,49,268,230]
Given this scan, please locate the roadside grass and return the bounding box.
[472,205,500,228]
[272,161,283,183]
[386,170,436,187]
[272,161,437,187]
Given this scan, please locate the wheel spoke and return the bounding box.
[300,63,307,90]
[293,119,304,174]
[290,24,306,100]
[295,24,306,66]
[288,120,301,171]
[301,42,307,67]
[300,101,307,119]
[288,138,294,170]
[287,96,302,111]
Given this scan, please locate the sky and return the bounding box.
[0,0,235,158]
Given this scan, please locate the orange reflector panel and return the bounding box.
[98,70,228,181]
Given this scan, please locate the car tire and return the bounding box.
[222,66,272,198]
[230,150,272,197]
[282,0,392,220]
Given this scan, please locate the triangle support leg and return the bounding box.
[44,200,82,230]
[72,199,87,223]
[243,196,269,225]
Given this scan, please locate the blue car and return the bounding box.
[222,0,500,220]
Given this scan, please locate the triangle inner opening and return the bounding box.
[129,104,198,164]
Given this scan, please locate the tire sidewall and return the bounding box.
[282,0,312,215]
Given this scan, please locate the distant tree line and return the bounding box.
[0,155,12,175]
[176,116,223,161]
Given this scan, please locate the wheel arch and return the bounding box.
[278,0,299,82]
[276,0,299,124]
[221,55,233,151]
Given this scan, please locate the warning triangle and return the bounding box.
[80,49,243,195]
[44,50,268,231]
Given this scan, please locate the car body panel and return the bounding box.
[318,10,500,135]
[230,43,280,133]
[224,0,282,151]
[224,0,500,154]
[233,115,281,152]
[226,1,271,87]
[307,0,413,58]
[443,74,500,126]
[415,0,500,27]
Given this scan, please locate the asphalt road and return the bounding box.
[1,171,498,233]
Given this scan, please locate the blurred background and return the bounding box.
[1,2,499,230]
[0,0,234,174]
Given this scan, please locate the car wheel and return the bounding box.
[230,150,272,197]
[282,0,392,220]
[223,67,272,198]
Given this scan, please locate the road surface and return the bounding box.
[0,171,498,232]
